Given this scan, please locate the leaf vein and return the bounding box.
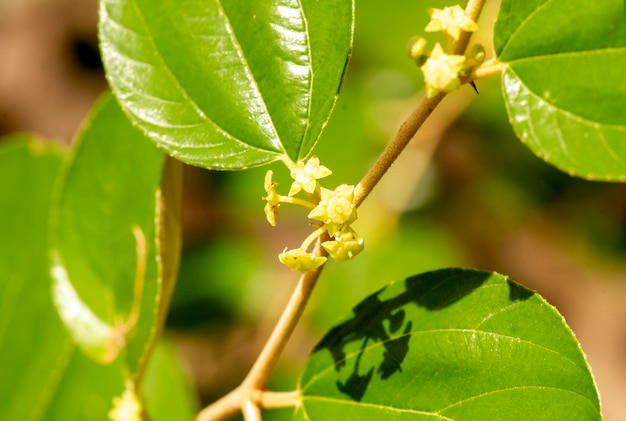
[499,0,556,58]
[301,396,454,420]
[438,385,599,414]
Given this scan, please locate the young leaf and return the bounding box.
[494,0,626,180]
[297,269,601,420]
[50,93,181,379]
[99,0,354,170]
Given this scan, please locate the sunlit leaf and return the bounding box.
[495,0,626,180]
[50,93,181,377]
[297,269,601,420]
[99,0,354,170]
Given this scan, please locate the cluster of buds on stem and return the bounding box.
[407,5,484,98]
[263,157,364,272]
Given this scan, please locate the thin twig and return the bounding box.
[242,399,262,421]
[453,0,487,55]
[354,0,489,208]
[243,240,326,390]
[195,388,242,421]
[471,59,505,80]
[258,390,301,409]
[354,93,446,207]
[196,241,326,421]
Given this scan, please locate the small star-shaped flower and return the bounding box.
[425,5,478,41]
[288,157,332,196]
[308,184,357,236]
[420,43,466,98]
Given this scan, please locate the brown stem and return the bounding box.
[354,0,488,208]
[354,93,446,207]
[195,241,326,421]
[195,388,242,421]
[453,0,487,55]
[242,399,261,421]
[257,390,301,409]
[243,241,326,390]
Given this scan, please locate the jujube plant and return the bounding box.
[2,0,624,420]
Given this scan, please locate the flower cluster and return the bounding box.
[108,381,142,421]
[407,5,483,98]
[263,157,364,272]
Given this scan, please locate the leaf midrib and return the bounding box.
[127,0,285,155]
[503,45,626,65]
[300,327,589,393]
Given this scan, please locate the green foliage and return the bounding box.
[142,339,200,420]
[99,0,354,169]
[49,93,180,377]
[0,138,71,420]
[298,269,601,420]
[0,138,194,421]
[2,0,623,419]
[496,0,626,180]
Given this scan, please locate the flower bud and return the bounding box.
[406,35,429,66]
[322,227,365,262]
[278,248,327,272]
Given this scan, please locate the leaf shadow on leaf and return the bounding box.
[507,278,534,301]
[312,269,523,402]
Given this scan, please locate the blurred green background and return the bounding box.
[2,0,626,420]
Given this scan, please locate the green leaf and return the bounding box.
[0,136,193,421]
[494,0,626,180]
[99,0,354,170]
[297,269,600,420]
[43,350,126,421]
[142,338,199,421]
[50,93,181,377]
[0,138,71,420]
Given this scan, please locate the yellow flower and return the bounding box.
[308,184,357,236]
[108,381,142,421]
[425,5,478,41]
[322,227,364,262]
[288,157,332,196]
[420,43,466,98]
[278,247,327,272]
[263,170,280,226]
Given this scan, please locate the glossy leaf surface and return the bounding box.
[50,94,180,376]
[495,0,626,180]
[297,269,600,420]
[99,0,354,169]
